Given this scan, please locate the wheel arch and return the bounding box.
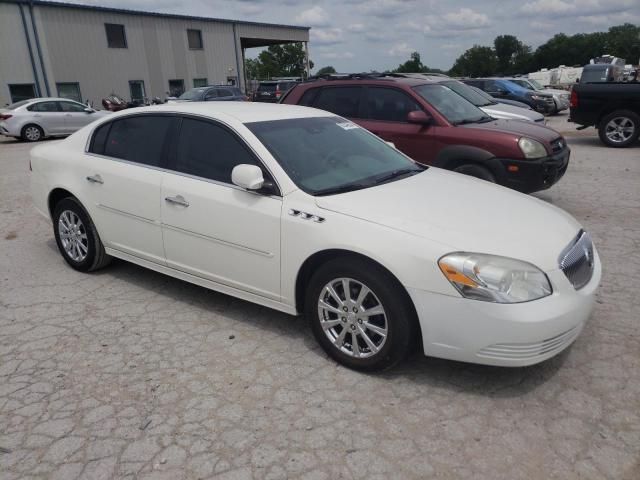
[294,249,419,326]
[433,144,496,171]
[48,187,79,218]
[596,105,639,127]
[21,122,47,137]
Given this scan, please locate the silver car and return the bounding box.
[0,97,110,142]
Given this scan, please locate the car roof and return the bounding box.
[114,102,333,123]
[26,97,83,103]
[300,74,440,88]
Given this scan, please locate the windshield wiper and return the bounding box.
[372,167,423,185]
[454,116,493,125]
[313,182,371,196]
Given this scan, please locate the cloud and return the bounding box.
[347,23,366,33]
[311,28,344,45]
[295,6,329,27]
[357,0,417,18]
[441,8,490,30]
[387,42,415,57]
[520,0,637,17]
[318,51,355,59]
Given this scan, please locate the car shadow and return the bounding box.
[45,237,568,398]
[566,135,640,148]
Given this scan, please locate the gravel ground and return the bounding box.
[1,113,639,479]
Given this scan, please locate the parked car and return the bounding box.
[169,85,247,103]
[463,78,556,114]
[30,103,600,371]
[569,82,640,147]
[436,78,546,123]
[282,75,569,193]
[252,80,299,103]
[507,78,570,114]
[469,87,534,110]
[0,97,109,142]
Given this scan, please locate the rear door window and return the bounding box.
[59,101,87,112]
[312,87,364,118]
[364,87,422,122]
[216,89,232,98]
[103,115,174,167]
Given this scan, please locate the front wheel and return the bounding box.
[52,197,112,272]
[598,110,640,148]
[305,257,416,371]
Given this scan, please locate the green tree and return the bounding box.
[605,23,640,63]
[316,66,337,76]
[245,43,314,80]
[494,35,520,74]
[394,52,429,73]
[449,45,498,77]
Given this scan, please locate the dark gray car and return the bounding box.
[172,86,247,103]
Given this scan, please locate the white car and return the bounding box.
[0,97,109,142]
[30,103,601,371]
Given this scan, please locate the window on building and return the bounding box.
[103,115,173,166]
[105,23,127,48]
[8,84,36,103]
[56,83,82,102]
[365,87,422,122]
[313,87,364,118]
[193,78,208,88]
[175,118,258,184]
[187,29,203,49]
[129,80,146,104]
[169,79,185,97]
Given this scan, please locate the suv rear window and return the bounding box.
[313,87,363,118]
[258,83,277,92]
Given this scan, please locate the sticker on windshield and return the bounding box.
[336,121,359,130]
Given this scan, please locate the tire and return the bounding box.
[305,257,417,372]
[598,110,640,148]
[453,164,496,183]
[52,197,112,272]
[21,124,44,142]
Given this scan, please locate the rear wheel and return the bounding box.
[52,197,111,272]
[453,164,496,183]
[598,110,640,148]
[21,124,43,142]
[305,257,416,371]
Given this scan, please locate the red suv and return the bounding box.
[281,74,569,193]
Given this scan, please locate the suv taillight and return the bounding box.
[0,114,12,120]
[275,89,282,99]
[570,90,578,108]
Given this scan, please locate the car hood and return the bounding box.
[480,103,544,122]
[314,168,580,271]
[461,118,560,143]
[540,88,569,96]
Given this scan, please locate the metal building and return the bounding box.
[0,0,310,106]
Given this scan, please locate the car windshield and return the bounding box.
[528,79,544,89]
[258,83,277,92]
[246,116,424,196]
[179,88,207,100]
[7,100,30,110]
[413,84,491,125]
[442,80,493,107]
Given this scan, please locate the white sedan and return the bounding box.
[0,97,109,142]
[30,103,601,371]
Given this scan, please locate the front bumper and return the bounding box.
[408,249,601,367]
[489,147,570,193]
[532,98,557,114]
[554,96,570,112]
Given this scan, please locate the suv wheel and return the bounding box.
[599,110,640,148]
[453,164,496,183]
[305,257,416,371]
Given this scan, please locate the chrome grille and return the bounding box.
[559,230,594,290]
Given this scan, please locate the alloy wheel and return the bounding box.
[58,210,89,262]
[317,277,388,358]
[604,117,635,144]
[25,126,41,141]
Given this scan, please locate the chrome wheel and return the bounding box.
[317,277,388,358]
[58,210,88,262]
[24,126,42,141]
[604,117,635,144]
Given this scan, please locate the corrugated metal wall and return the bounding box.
[0,2,309,107]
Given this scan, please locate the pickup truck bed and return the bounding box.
[569,82,640,147]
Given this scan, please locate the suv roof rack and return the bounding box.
[306,72,395,82]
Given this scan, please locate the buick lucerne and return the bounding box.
[30,103,601,371]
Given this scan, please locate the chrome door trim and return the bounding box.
[96,204,159,225]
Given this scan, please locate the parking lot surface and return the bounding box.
[1,115,639,479]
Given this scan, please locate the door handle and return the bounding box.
[86,174,103,184]
[165,195,189,207]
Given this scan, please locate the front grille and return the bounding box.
[559,230,595,290]
[477,324,582,361]
[551,138,565,153]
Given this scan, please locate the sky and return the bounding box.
[71,0,639,71]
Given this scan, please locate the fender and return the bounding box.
[432,144,495,170]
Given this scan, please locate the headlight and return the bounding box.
[518,137,547,159]
[438,253,552,303]
[531,94,547,101]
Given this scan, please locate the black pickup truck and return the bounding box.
[569,82,640,147]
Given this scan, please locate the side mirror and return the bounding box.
[407,110,431,125]
[84,107,94,113]
[232,164,264,191]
